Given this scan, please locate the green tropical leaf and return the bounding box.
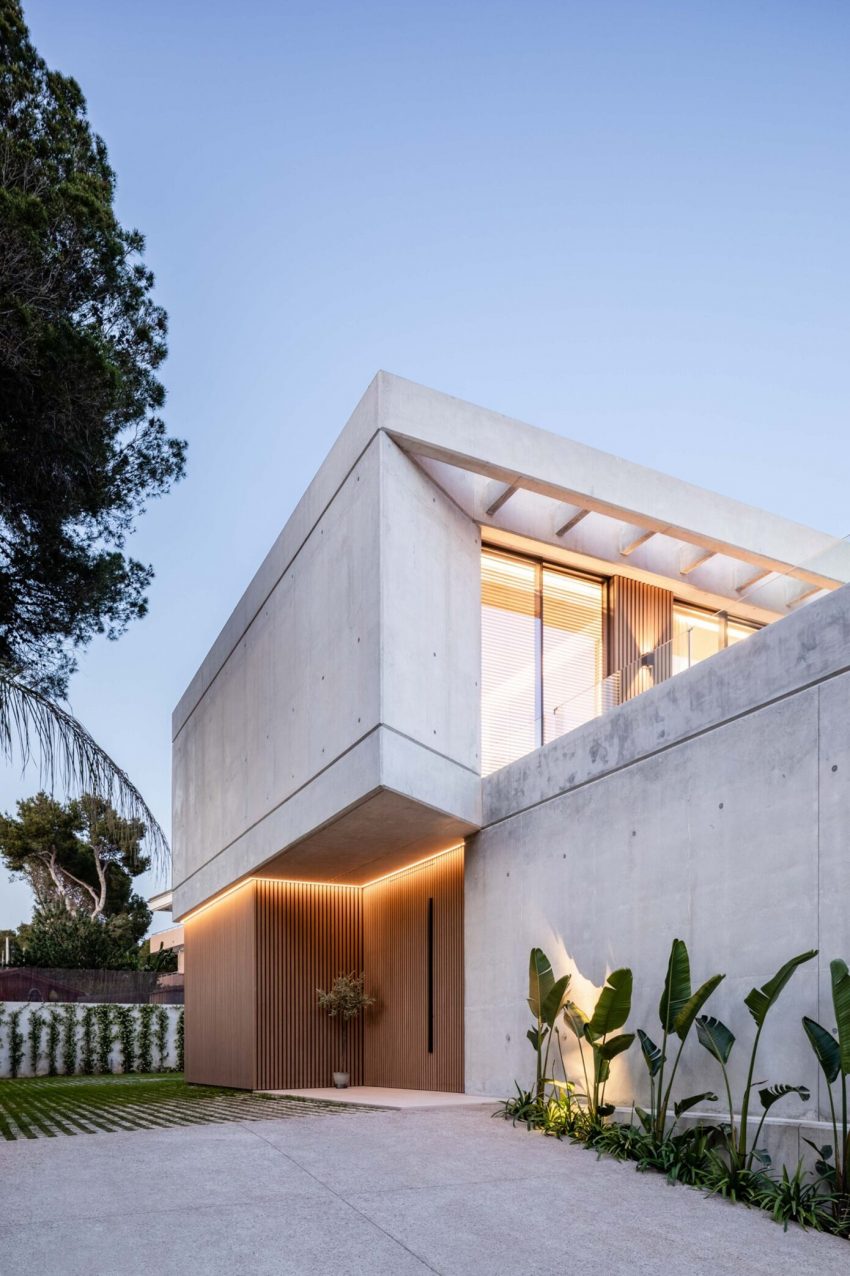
[637,1028,664,1078]
[758,1083,810,1112]
[674,1092,718,1118]
[562,1000,588,1039]
[588,968,633,1040]
[696,1015,735,1064]
[744,950,817,1028]
[634,1105,652,1132]
[830,959,850,1077]
[659,939,691,1032]
[802,1016,841,1085]
[527,1027,544,1050]
[803,1137,833,1163]
[598,1032,635,1061]
[528,948,555,1019]
[541,974,571,1029]
[673,973,725,1040]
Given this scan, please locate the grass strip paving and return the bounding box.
[0,1074,374,1140]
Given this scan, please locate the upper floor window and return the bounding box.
[481,549,604,775]
[672,604,760,673]
[482,548,763,777]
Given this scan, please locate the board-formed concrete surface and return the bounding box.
[1,1105,848,1275]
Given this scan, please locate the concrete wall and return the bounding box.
[379,433,481,775]
[172,387,481,917]
[173,432,383,912]
[465,583,850,1129]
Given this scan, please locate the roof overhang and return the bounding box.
[377,373,848,619]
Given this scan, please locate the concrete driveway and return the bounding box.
[1,1104,848,1275]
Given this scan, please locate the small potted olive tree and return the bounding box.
[316,971,375,1088]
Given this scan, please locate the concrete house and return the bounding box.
[173,373,850,1116]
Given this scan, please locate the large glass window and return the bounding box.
[672,604,760,673]
[541,567,605,744]
[482,552,761,776]
[481,552,540,775]
[481,550,604,775]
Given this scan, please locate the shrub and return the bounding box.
[13,907,143,970]
[752,1160,833,1232]
[503,939,850,1240]
[61,1004,78,1075]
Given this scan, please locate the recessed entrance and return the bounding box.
[183,847,464,1093]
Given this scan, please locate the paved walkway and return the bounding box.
[1,1105,848,1274]
[264,1085,498,1109]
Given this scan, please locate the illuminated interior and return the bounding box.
[481,548,761,776]
[481,549,604,774]
[672,604,760,673]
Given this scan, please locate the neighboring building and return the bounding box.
[173,373,850,1115]
[147,889,185,975]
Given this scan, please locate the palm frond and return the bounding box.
[0,668,169,872]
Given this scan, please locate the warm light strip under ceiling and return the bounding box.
[180,845,466,923]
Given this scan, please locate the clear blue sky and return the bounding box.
[2,0,848,928]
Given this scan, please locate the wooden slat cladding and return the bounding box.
[607,575,674,700]
[184,853,464,1093]
[254,880,364,1090]
[363,847,464,1091]
[184,882,257,1089]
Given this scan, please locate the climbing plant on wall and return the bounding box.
[95,1005,113,1073]
[137,1004,155,1073]
[113,1006,136,1073]
[45,1008,61,1075]
[27,1010,44,1075]
[61,1005,78,1076]
[176,1009,184,1072]
[80,1006,96,1074]
[155,1006,169,1072]
[8,1009,24,1077]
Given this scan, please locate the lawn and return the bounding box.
[0,1074,365,1140]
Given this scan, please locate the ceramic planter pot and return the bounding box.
[333,1071,350,1088]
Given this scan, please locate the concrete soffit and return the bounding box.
[376,374,848,622]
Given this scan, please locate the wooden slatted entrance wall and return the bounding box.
[184,882,258,1089]
[184,847,464,1092]
[255,879,364,1090]
[362,846,464,1091]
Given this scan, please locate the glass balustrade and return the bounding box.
[482,534,850,777]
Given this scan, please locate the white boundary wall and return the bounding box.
[0,1003,182,1077]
